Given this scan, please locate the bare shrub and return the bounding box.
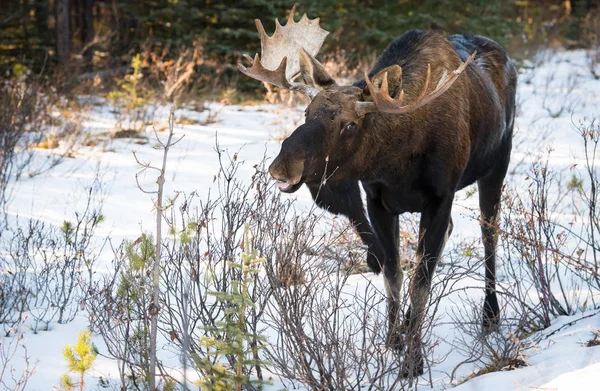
[0,318,38,391]
[449,297,529,384]
[540,68,580,118]
[263,227,483,389]
[435,240,535,384]
[263,265,408,391]
[87,237,156,390]
[159,148,275,390]
[152,145,432,389]
[1,179,105,332]
[500,122,600,332]
[570,117,600,290]
[583,9,600,80]
[501,155,579,329]
[0,75,71,231]
[587,49,600,80]
[157,50,198,104]
[109,44,200,135]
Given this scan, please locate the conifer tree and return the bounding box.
[194,224,271,391]
[61,330,97,391]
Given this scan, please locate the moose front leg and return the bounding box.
[308,181,385,273]
[366,198,402,350]
[403,195,454,377]
[402,216,453,332]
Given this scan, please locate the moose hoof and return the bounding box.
[482,294,500,333]
[385,330,404,351]
[366,251,383,274]
[482,302,500,334]
[482,314,500,334]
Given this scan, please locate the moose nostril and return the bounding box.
[272,174,288,183]
[268,164,286,182]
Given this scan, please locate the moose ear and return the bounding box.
[363,65,403,99]
[298,48,337,89]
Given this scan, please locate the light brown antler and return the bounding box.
[356,51,477,117]
[237,4,329,98]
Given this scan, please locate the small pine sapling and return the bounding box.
[61,330,98,391]
[194,224,271,391]
[119,232,154,386]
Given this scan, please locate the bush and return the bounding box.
[1,179,104,333]
[193,225,271,391]
[87,234,155,390]
[498,118,600,334]
[0,318,37,391]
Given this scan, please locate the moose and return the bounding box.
[239,5,517,377]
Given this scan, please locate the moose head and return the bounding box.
[238,4,474,193]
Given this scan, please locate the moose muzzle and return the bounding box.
[268,153,304,193]
[269,120,325,193]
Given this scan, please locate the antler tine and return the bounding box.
[288,3,298,24]
[380,72,390,101]
[364,51,476,115]
[435,70,449,89]
[415,64,432,102]
[238,54,290,89]
[237,54,319,98]
[255,19,267,41]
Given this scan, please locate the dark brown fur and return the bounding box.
[269,29,517,377]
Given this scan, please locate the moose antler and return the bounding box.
[237,4,329,98]
[356,51,477,117]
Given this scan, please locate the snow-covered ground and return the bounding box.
[3,48,600,390]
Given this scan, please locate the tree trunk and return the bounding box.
[20,0,31,53]
[55,0,71,65]
[33,0,49,44]
[82,0,95,62]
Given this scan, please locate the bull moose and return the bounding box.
[239,5,517,377]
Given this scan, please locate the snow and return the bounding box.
[2,48,600,390]
[453,311,600,391]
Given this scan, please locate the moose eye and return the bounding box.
[341,122,357,135]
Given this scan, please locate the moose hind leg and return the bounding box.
[478,162,508,332]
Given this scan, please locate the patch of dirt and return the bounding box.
[586,330,600,347]
[111,129,147,139]
[177,116,200,125]
[457,357,529,386]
